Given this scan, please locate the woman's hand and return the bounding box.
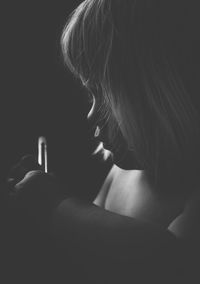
[7,154,42,187]
[7,155,65,230]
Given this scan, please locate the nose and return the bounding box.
[94,125,101,138]
[88,116,106,141]
[86,96,109,144]
[92,124,109,147]
[88,124,102,141]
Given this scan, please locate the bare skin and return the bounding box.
[94,165,186,230]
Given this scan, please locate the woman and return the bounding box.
[7,0,200,282]
[61,0,200,235]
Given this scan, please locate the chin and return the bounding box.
[113,160,136,170]
[112,153,142,171]
[97,142,142,170]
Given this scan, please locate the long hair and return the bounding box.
[61,0,200,197]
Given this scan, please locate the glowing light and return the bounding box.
[38,136,48,173]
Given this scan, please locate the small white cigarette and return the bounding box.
[38,136,48,173]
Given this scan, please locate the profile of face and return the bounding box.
[87,96,141,170]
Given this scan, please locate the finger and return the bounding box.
[13,170,60,205]
[8,155,42,184]
[15,170,44,191]
[14,171,56,193]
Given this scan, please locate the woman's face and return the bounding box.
[87,96,141,170]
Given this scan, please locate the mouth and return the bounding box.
[92,141,113,161]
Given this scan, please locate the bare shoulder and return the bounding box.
[54,198,181,283]
[56,196,177,251]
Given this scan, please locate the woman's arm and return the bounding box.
[8,170,183,282]
[10,170,177,253]
[10,170,176,252]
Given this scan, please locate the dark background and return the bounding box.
[0,1,112,200]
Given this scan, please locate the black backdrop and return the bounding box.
[0,1,112,200]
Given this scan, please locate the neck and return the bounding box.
[106,167,185,229]
[130,171,185,229]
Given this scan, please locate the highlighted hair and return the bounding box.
[61,0,200,196]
